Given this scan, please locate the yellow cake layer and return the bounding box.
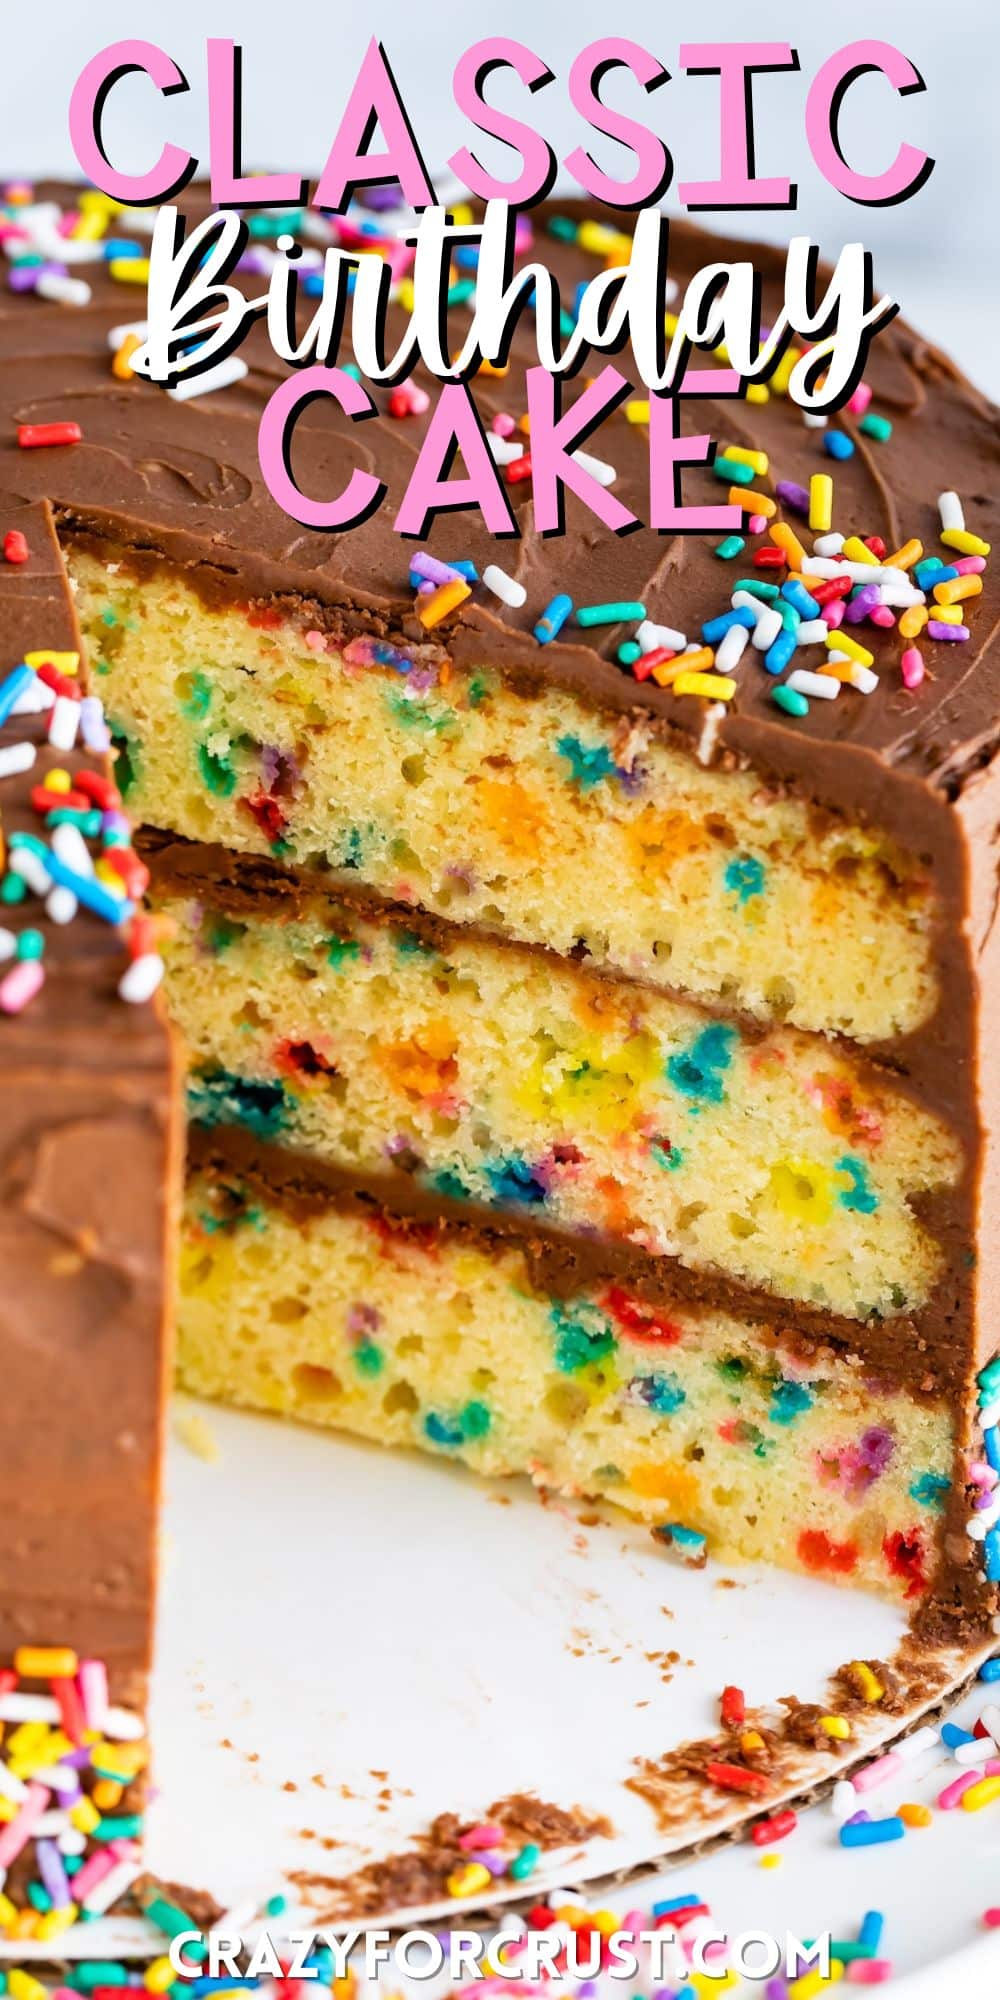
[179,1168,953,1604]
[71,552,938,1044]
[156,889,959,1323]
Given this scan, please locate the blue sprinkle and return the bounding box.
[631,1373,686,1414]
[984,1426,1000,1474]
[985,1527,1000,1583]
[655,1523,706,1552]
[769,1379,814,1426]
[839,1818,904,1847]
[941,1721,976,1748]
[909,1471,950,1510]
[424,1412,464,1448]
[555,734,619,791]
[979,1657,1000,1682]
[764,629,798,676]
[667,1022,736,1106]
[781,579,820,619]
[45,853,134,924]
[836,1154,879,1214]
[534,594,573,645]
[824,431,855,460]
[486,1155,547,1206]
[858,1912,884,1955]
[0,663,33,726]
[724,854,766,905]
[701,607,756,645]
[652,1893,704,1917]
[913,558,956,591]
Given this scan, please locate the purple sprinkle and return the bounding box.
[346,1301,380,1337]
[844,585,881,624]
[477,1849,512,1877]
[102,810,130,837]
[928,620,970,642]
[765,1984,790,2000]
[775,480,810,516]
[859,1425,895,1475]
[845,1809,871,1826]
[8,264,40,293]
[411,552,465,587]
[36,1837,72,1908]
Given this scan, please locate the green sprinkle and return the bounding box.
[265,1892,288,1917]
[733,578,779,600]
[713,455,754,485]
[576,601,647,626]
[71,1967,131,1990]
[547,216,578,240]
[461,1399,491,1440]
[197,742,237,797]
[859,412,892,441]
[326,934,362,970]
[979,1357,1000,1395]
[92,1812,143,1841]
[447,279,476,307]
[177,669,213,720]
[0,873,26,905]
[715,535,745,559]
[15,928,45,961]
[771,684,809,717]
[353,1341,384,1376]
[617,640,641,666]
[44,806,102,835]
[143,1895,204,1947]
[778,601,801,631]
[508,1841,541,1880]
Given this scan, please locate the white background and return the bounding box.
[2,0,998,392]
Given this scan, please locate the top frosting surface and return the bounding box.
[1,181,998,811]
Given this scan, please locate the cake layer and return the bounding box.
[179,1160,954,1605]
[70,549,939,1047]
[153,869,960,1329]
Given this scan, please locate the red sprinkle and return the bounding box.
[753,547,785,568]
[36,662,81,700]
[3,529,29,564]
[506,451,533,484]
[105,848,150,900]
[751,1808,798,1846]
[17,421,83,449]
[0,1668,16,1698]
[388,387,415,419]
[127,913,158,961]
[602,1285,683,1346]
[721,1685,746,1727]
[797,1528,859,1576]
[656,1903,710,1928]
[52,1675,87,1745]
[811,575,854,605]
[983,1909,1000,1928]
[75,769,121,809]
[32,785,91,814]
[631,646,676,682]
[864,535,887,559]
[705,1760,771,1797]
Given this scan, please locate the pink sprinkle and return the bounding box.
[0,958,44,1015]
[969,1462,999,1487]
[939,1764,1000,1809]
[458,1822,505,1851]
[492,413,515,438]
[408,385,430,416]
[869,605,896,628]
[304,629,325,653]
[848,382,873,415]
[0,1782,50,1867]
[78,1657,109,1732]
[984,1909,1000,1927]
[901,646,925,690]
[826,600,846,629]
[953,555,986,575]
[853,1750,903,1793]
[71,1845,118,1901]
[748,512,768,535]
[846,1964,893,1986]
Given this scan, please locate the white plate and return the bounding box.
[5,1395,997,1988]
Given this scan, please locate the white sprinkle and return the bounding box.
[487,434,524,466]
[119,208,156,236]
[897,1724,941,1761]
[102,1702,145,1741]
[876,580,925,608]
[714,623,750,675]
[52,821,93,878]
[0,928,16,962]
[32,1809,70,1836]
[46,885,78,925]
[752,606,783,651]
[48,694,80,751]
[979,1704,1000,1748]
[730,591,770,623]
[813,533,845,558]
[167,354,250,401]
[831,1779,857,1822]
[802,412,828,429]
[953,1737,996,1765]
[786,670,839,700]
[107,319,149,349]
[119,952,165,1005]
[9,847,51,895]
[803,558,913,585]
[696,703,727,767]
[851,665,879,695]
[979,1399,1000,1433]
[36,272,92,307]
[83,1857,143,1915]
[10,678,54,715]
[794,619,829,645]
[967,1498,1000,1540]
[0,1692,60,1723]
[570,448,616,487]
[482,563,527,609]
[0,740,36,779]
[637,619,686,653]
[80,693,110,753]
[0,1761,28,1803]
[939,490,965,534]
[993,1613,1000,1636]
[57,1827,87,1857]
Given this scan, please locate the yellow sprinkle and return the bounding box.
[113,331,143,381]
[899,1801,933,1828]
[72,210,108,243]
[664,311,679,338]
[841,535,878,566]
[846,1660,884,1703]
[745,383,770,404]
[759,1852,782,1869]
[770,347,800,396]
[602,234,635,266]
[673,672,736,701]
[93,1778,125,1809]
[885,537,922,569]
[590,1910,621,1938]
[736,488,776,518]
[740,1729,766,1753]
[930,604,964,624]
[941,528,990,557]
[417,578,471,630]
[961,1774,1000,1811]
[476,358,509,378]
[625,401,651,425]
[809,474,833,534]
[447,1861,492,1897]
[578,220,622,255]
[789,1967,844,1998]
[724,445,769,476]
[0,1798,16,1824]
[6,1722,47,1761]
[110,257,150,284]
[827,632,874,668]
[35,1904,78,1941]
[23,650,79,677]
[79,190,122,216]
[9,1973,48,2000]
[450,203,474,226]
[934,573,983,606]
[0,1890,16,1930]
[144,1960,179,1994]
[819,1715,852,1740]
[70,1796,101,1834]
[94,859,129,893]
[899,605,928,639]
[770,520,807,569]
[42,768,73,793]
[397,279,415,313]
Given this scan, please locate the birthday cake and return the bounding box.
[1,177,1000,1923]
